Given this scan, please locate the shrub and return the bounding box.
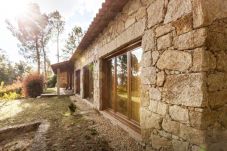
[47,75,57,88]
[23,73,44,98]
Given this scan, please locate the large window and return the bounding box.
[103,46,142,125]
[83,63,94,102]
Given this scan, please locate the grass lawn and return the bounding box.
[0,97,111,151]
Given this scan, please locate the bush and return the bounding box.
[23,73,44,98]
[47,75,57,88]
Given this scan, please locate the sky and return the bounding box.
[0,0,105,65]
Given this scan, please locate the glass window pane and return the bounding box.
[106,58,115,109]
[131,47,142,122]
[116,53,128,116]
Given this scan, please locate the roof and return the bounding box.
[51,0,129,73]
[70,0,129,61]
[51,61,74,74]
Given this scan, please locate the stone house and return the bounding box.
[51,0,227,150]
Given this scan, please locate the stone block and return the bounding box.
[149,101,168,116]
[179,124,205,145]
[136,7,146,20]
[193,0,227,28]
[147,0,165,28]
[162,118,180,135]
[149,100,158,112]
[174,28,207,50]
[172,140,189,151]
[163,73,205,107]
[157,50,192,72]
[141,67,156,85]
[172,13,193,35]
[150,135,172,150]
[157,71,165,86]
[149,87,161,101]
[141,85,150,107]
[189,110,216,130]
[207,72,225,92]
[155,23,174,37]
[133,19,146,39]
[157,33,172,50]
[141,0,156,7]
[125,16,136,28]
[141,108,162,129]
[191,48,216,72]
[164,0,192,23]
[169,105,189,124]
[142,29,155,52]
[151,51,159,65]
[125,0,142,15]
[217,51,227,72]
[157,102,168,116]
[208,89,227,109]
[207,29,227,52]
[141,51,152,67]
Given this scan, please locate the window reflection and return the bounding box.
[116,53,128,116]
[131,47,142,122]
[104,46,142,124]
[106,59,115,108]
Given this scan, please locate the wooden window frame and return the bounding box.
[102,40,142,133]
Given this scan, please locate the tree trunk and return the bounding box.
[41,39,47,90]
[57,32,59,63]
[36,38,40,74]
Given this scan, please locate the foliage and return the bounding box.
[23,73,44,98]
[49,10,65,62]
[0,50,31,85]
[0,49,15,84]
[14,61,32,77]
[0,80,22,100]
[6,3,54,74]
[47,75,57,88]
[1,92,21,100]
[62,26,84,60]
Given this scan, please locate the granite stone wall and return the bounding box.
[73,0,227,150]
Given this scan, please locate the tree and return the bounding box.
[0,49,15,84]
[6,3,48,74]
[39,14,54,83]
[62,26,83,60]
[49,11,65,63]
[14,61,32,77]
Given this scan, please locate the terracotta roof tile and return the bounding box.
[70,0,129,61]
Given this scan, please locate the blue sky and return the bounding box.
[0,0,104,64]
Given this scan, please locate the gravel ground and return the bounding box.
[71,96,146,151]
[0,96,146,151]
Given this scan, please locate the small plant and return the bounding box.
[23,73,44,98]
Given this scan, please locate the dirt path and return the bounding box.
[0,97,145,151]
